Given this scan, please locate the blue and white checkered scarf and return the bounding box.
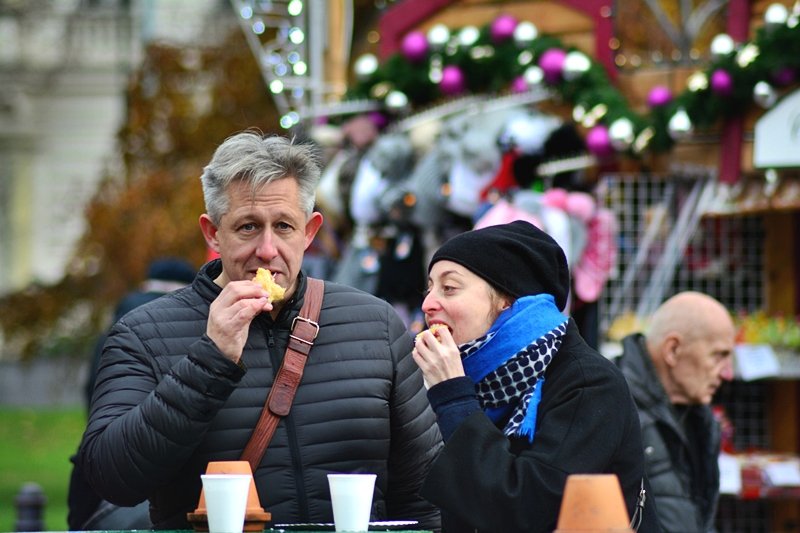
[459,294,568,443]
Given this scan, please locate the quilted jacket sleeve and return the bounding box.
[384,308,443,530]
[78,319,245,505]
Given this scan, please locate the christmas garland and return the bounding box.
[343,7,800,157]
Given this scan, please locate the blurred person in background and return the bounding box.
[68,257,196,530]
[616,291,735,533]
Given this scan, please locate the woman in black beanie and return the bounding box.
[413,221,659,533]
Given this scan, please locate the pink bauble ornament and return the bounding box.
[401,31,429,62]
[490,14,518,43]
[511,75,528,93]
[440,65,466,95]
[586,125,613,157]
[538,48,567,84]
[647,85,672,107]
[772,66,796,87]
[710,68,733,96]
[368,111,389,129]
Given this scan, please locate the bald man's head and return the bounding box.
[646,291,736,404]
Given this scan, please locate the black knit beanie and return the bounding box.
[429,220,570,310]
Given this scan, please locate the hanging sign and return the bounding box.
[753,88,800,168]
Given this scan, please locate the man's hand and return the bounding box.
[207,280,273,363]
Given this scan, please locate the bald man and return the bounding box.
[616,292,735,533]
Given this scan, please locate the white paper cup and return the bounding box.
[201,474,252,533]
[327,473,376,532]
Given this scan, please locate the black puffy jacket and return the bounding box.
[79,260,443,530]
[617,333,720,533]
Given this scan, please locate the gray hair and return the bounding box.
[200,131,321,224]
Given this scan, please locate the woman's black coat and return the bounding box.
[421,320,661,532]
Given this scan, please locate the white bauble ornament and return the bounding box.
[687,71,709,92]
[513,22,538,47]
[668,109,693,140]
[608,118,635,150]
[427,24,451,51]
[385,90,409,113]
[458,26,480,47]
[354,54,378,80]
[753,81,778,108]
[523,65,545,88]
[765,3,789,27]
[710,34,735,58]
[562,51,591,81]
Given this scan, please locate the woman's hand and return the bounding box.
[412,327,465,387]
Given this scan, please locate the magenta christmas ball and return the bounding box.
[710,69,733,96]
[538,48,567,84]
[401,31,429,62]
[511,75,529,93]
[490,14,518,43]
[647,85,672,107]
[440,65,466,95]
[772,66,796,87]
[586,125,613,157]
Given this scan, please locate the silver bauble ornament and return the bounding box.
[354,54,378,80]
[753,81,778,108]
[608,118,635,151]
[668,109,693,140]
[513,21,538,47]
[562,51,591,81]
[710,33,735,58]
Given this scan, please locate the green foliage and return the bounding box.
[0,408,86,532]
[346,15,800,155]
[0,29,278,360]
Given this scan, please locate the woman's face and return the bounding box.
[422,260,510,344]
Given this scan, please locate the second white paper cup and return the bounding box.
[201,473,251,533]
[327,473,376,532]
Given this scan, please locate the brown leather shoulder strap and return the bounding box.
[240,277,324,471]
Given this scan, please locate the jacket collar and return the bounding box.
[194,259,308,326]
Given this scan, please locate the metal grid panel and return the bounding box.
[596,172,765,338]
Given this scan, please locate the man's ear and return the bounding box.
[304,211,324,250]
[662,334,681,367]
[199,214,220,253]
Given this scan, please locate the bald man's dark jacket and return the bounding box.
[618,333,721,533]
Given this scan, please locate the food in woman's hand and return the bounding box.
[253,267,286,303]
[415,323,449,343]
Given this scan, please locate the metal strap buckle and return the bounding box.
[290,315,320,344]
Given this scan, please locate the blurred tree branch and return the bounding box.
[0,29,278,360]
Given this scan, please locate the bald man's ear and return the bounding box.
[662,334,681,367]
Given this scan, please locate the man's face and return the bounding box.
[200,178,322,304]
[670,331,735,405]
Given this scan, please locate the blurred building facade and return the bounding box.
[0,0,230,296]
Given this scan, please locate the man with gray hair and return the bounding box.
[78,131,442,530]
[617,291,736,533]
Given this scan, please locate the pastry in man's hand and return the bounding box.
[415,323,448,344]
[252,267,286,303]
